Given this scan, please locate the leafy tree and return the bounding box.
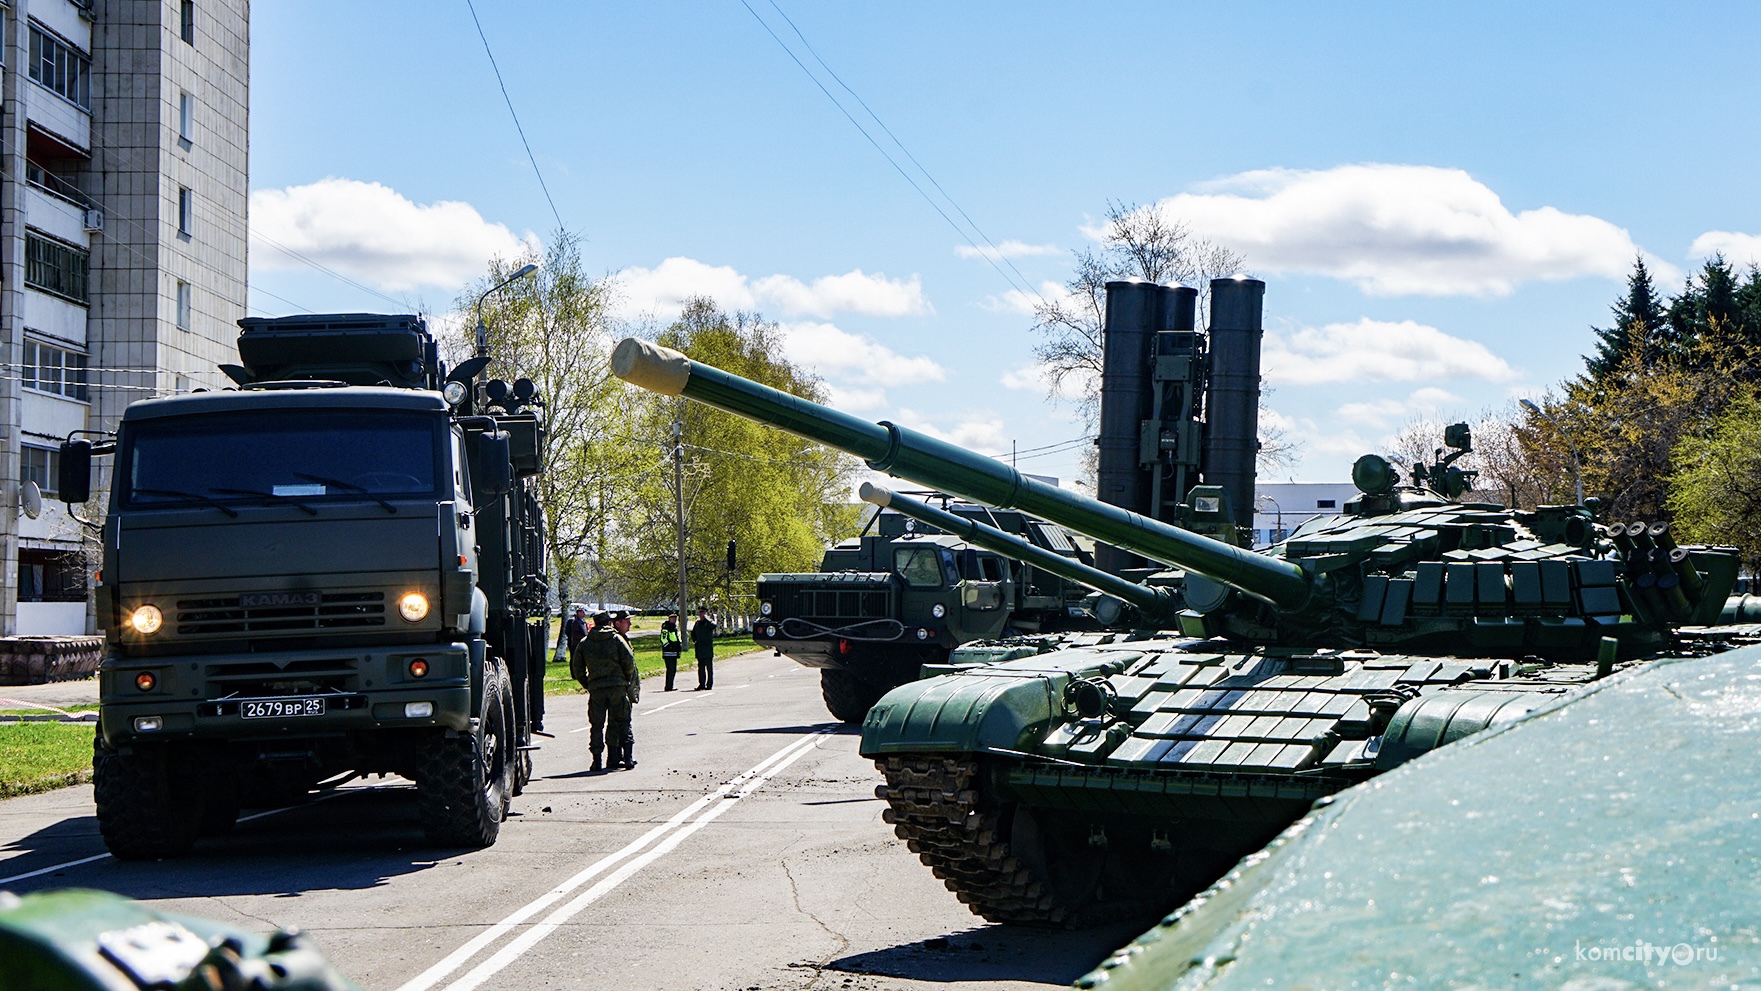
[455,232,638,605]
[604,299,861,610]
[1668,389,1761,571]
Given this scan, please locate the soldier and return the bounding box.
[571,610,640,772]
[691,606,717,690]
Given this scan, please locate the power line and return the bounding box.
[734,0,1040,304]
[763,0,1044,300]
[464,0,566,233]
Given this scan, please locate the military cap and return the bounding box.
[592,610,611,625]
[606,609,632,623]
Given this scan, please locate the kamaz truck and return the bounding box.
[58,314,550,858]
[754,495,1095,722]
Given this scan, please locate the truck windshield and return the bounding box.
[120,409,443,509]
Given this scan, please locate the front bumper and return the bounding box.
[99,642,473,746]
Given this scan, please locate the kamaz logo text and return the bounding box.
[239,592,322,608]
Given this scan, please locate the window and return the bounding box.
[21,445,59,497]
[178,90,194,144]
[177,186,193,235]
[176,281,192,329]
[180,1,195,44]
[23,338,90,401]
[17,548,87,603]
[24,232,90,304]
[1316,499,1336,509]
[894,546,952,589]
[28,25,91,109]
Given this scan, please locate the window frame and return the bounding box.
[177,186,193,236]
[20,444,60,498]
[27,23,91,110]
[22,337,91,402]
[24,231,91,305]
[178,90,195,145]
[180,1,195,44]
[175,280,192,330]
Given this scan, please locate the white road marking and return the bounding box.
[642,696,697,715]
[396,730,829,991]
[0,796,332,886]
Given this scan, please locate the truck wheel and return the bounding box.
[499,663,531,796]
[416,659,511,847]
[94,736,201,860]
[821,669,888,724]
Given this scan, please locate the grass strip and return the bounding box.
[0,722,95,799]
[544,636,758,696]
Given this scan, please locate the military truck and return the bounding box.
[755,496,1095,722]
[58,313,550,858]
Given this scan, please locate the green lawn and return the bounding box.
[544,636,759,695]
[0,722,94,799]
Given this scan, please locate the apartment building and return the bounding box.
[0,0,248,634]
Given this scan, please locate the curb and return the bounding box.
[0,713,100,724]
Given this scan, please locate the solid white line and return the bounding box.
[642,696,696,715]
[0,793,336,886]
[395,730,828,991]
[439,733,827,991]
[0,852,109,885]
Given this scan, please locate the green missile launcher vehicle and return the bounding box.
[611,335,1759,927]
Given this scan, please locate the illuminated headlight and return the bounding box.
[442,380,469,406]
[760,601,772,616]
[398,592,430,622]
[404,701,434,719]
[133,716,163,733]
[916,628,929,640]
[130,605,164,635]
[931,603,946,619]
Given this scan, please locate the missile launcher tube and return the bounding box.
[612,337,1311,609]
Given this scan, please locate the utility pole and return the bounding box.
[673,418,688,623]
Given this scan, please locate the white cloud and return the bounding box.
[250,178,538,292]
[1689,230,1761,271]
[956,240,1060,260]
[892,409,1009,455]
[1264,318,1521,386]
[614,257,929,319]
[778,322,946,387]
[1153,164,1657,296]
[1333,387,1465,430]
[980,280,1072,317]
[999,361,1096,406]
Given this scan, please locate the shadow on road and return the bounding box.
[2,785,444,897]
[827,923,1144,985]
[729,723,857,736]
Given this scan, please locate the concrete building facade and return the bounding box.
[0,0,248,634]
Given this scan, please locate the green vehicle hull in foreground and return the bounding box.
[612,334,1758,927]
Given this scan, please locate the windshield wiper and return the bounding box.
[292,472,397,514]
[130,487,242,518]
[208,487,318,516]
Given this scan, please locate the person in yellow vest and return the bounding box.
[659,613,683,691]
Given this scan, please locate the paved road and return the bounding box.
[0,652,1140,990]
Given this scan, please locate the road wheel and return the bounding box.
[498,661,529,797]
[415,658,510,847]
[93,735,201,860]
[820,668,889,724]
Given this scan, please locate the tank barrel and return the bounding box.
[860,484,1180,623]
[612,337,1312,610]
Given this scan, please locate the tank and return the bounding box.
[610,336,1757,926]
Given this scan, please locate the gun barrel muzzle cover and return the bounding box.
[611,337,691,396]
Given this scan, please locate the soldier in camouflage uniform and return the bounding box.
[571,610,640,772]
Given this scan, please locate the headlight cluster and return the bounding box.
[760,601,773,616]
[398,592,430,622]
[931,603,946,619]
[130,605,163,635]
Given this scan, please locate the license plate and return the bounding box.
[241,697,326,719]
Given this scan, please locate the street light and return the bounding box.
[1520,398,1583,506]
[1254,494,1284,546]
[474,263,540,358]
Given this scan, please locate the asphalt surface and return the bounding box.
[0,651,1141,990]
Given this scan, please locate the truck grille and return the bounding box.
[175,592,387,635]
[766,587,892,621]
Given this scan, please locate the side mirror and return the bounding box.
[478,431,513,496]
[58,440,92,504]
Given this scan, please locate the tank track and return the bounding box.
[874,755,1067,925]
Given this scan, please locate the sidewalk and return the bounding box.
[0,677,99,721]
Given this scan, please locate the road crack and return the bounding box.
[780,856,850,991]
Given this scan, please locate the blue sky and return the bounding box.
[247,2,1761,485]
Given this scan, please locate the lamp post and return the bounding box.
[474,262,540,359]
[1253,494,1283,546]
[1520,398,1583,506]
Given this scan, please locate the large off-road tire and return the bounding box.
[415,658,512,848]
[821,668,890,724]
[499,663,531,797]
[93,736,202,860]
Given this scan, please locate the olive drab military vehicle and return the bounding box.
[755,494,1096,723]
[60,313,551,858]
[610,329,1758,927]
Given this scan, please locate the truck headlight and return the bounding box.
[931,603,946,618]
[130,605,164,635]
[398,592,430,622]
[442,380,469,406]
[760,601,772,616]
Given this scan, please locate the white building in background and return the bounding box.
[1251,482,1361,548]
[0,0,248,635]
